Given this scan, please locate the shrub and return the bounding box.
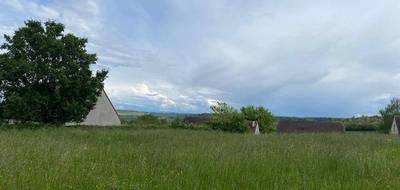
[209,102,246,133]
[209,111,246,133]
[379,98,400,133]
[170,117,210,130]
[134,114,163,125]
[241,106,276,133]
[121,114,170,129]
[170,117,188,128]
[0,120,6,128]
[345,124,377,132]
[0,122,59,130]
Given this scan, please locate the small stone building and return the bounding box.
[277,119,345,134]
[390,116,400,135]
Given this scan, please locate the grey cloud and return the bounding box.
[1,0,400,116]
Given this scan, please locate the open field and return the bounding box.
[0,128,400,189]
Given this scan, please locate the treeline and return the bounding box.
[122,102,276,133]
[123,114,382,132]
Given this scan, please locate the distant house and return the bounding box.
[390,116,400,135]
[277,119,345,134]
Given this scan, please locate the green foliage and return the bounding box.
[121,114,169,129]
[241,105,276,133]
[0,20,107,124]
[117,110,184,124]
[170,117,210,130]
[0,122,58,130]
[209,102,246,133]
[0,120,6,128]
[379,98,400,133]
[210,102,236,114]
[209,102,276,133]
[134,114,165,125]
[170,117,186,128]
[339,115,381,131]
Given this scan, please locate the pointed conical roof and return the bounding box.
[78,90,121,126]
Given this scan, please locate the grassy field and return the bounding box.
[0,128,400,189]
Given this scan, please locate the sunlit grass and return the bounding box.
[0,127,399,189]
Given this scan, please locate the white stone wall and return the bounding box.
[390,119,398,135]
[78,90,121,126]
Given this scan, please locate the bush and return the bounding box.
[170,117,188,128]
[0,122,59,130]
[121,114,169,129]
[0,120,6,128]
[379,98,400,133]
[209,111,246,133]
[170,117,210,130]
[209,102,246,133]
[134,114,164,125]
[345,124,377,132]
[241,106,276,133]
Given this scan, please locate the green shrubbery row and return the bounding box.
[343,124,378,132]
[208,102,276,133]
[0,122,61,129]
[121,102,276,134]
[121,115,211,131]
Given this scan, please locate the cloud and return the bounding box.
[1,0,400,116]
[105,82,219,113]
[1,0,59,19]
[206,99,219,107]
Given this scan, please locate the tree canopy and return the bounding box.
[209,102,246,133]
[379,98,400,133]
[241,105,275,133]
[209,102,276,133]
[0,20,107,124]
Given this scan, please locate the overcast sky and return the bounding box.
[1,0,400,117]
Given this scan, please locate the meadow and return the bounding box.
[0,127,400,189]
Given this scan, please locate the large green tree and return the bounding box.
[379,98,400,133]
[0,20,107,124]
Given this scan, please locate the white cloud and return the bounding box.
[104,80,221,113]
[2,0,24,11]
[206,99,219,107]
[1,0,59,19]
[27,2,60,19]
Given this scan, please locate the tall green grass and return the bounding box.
[0,128,399,189]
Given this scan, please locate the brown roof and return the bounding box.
[277,119,345,133]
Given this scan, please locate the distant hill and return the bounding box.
[117,110,206,123]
